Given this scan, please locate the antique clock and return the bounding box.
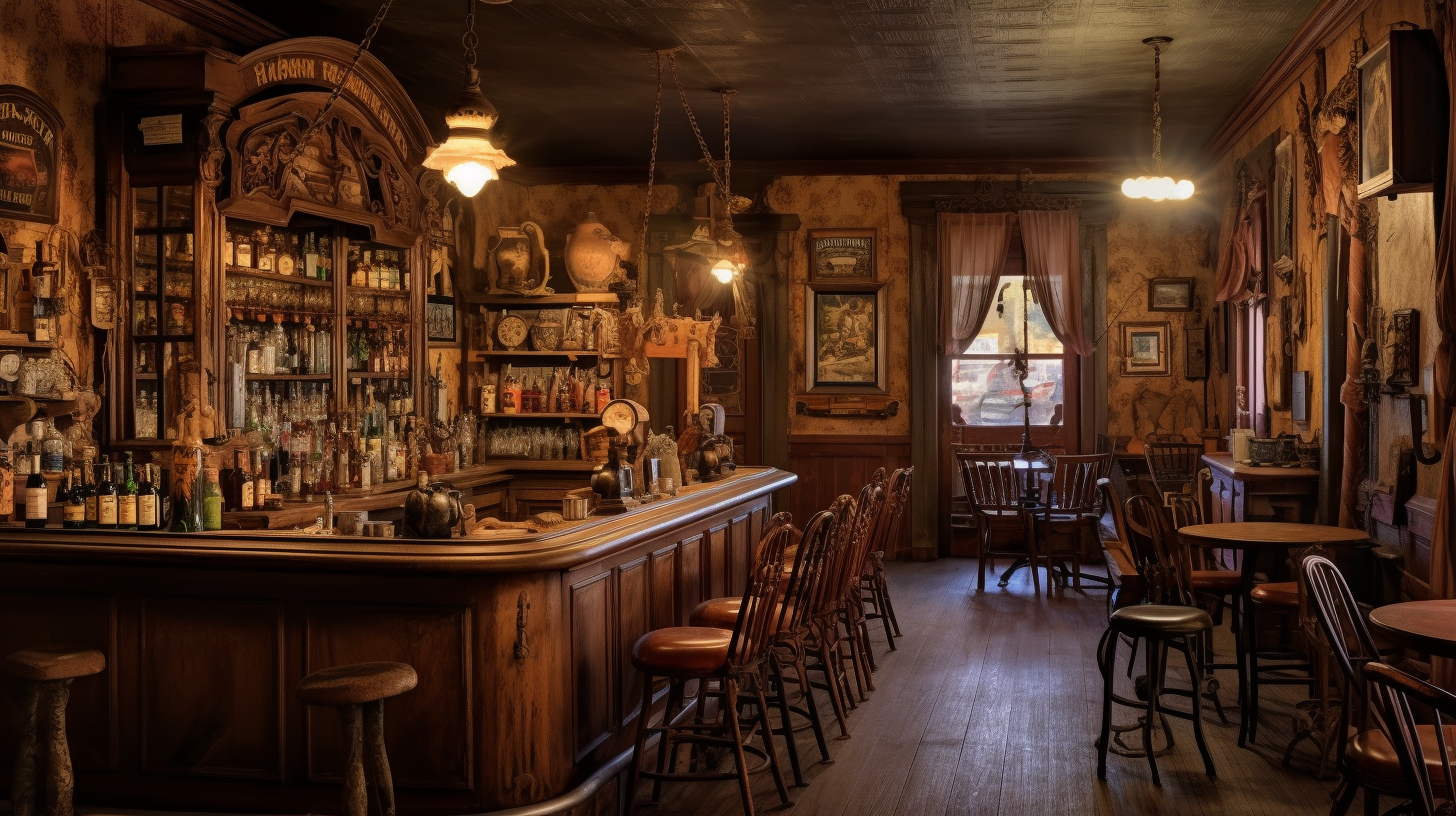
[495,313,529,350]
[590,398,649,513]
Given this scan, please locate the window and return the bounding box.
[949,274,1066,428]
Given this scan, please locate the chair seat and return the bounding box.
[1191,570,1242,593]
[632,627,732,677]
[689,597,741,629]
[1348,724,1456,793]
[1110,604,1213,637]
[4,647,106,682]
[297,661,418,706]
[1250,581,1299,607]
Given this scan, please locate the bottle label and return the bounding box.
[119,496,137,526]
[26,487,47,521]
[138,495,157,528]
[63,502,85,523]
[85,495,97,521]
[241,482,255,510]
[99,495,118,526]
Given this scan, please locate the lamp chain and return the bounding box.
[463,0,478,70]
[290,0,395,159]
[721,88,735,202]
[1152,42,1163,174]
[666,51,728,195]
[639,50,666,274]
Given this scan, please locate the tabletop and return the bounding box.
[1369,600,1456,660]
[1178,522,1369,550]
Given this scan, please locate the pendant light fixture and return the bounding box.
[423,0,516,197]
[1122,36,1194,201]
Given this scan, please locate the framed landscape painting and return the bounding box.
[805,282,886,393]
[1122,321,1170,377]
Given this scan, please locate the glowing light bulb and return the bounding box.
[446,161,495,197]
[711,259,737,284]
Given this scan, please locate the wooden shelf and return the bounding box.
[346,372,407,380]
[346,285,409,298]
[226,266,333,289]
[0,333,57,350]
[463,292,618,306]
[245,373,331,381]
[469,351,600,359]
[481,412,598,420]
[134,373,158,381]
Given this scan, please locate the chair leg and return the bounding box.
[978,527,989,591]
[625,673,655,813]
[770,654,805,786]
[1247,604,1262,746]
[1179,638,1216,778]
[11,681,40,816]
[877,568,902,637]
[363,699,398,816]
[750,673,792,807]
[793,651,832,762]
[42,680,75,816]
[337,703,368,816]
[653,679,685,802]
[1143,638,1165,787]
[1096,627,1117,781]
[722,680,758,816]
[873,581,897,651]
[1328,773,1359,816]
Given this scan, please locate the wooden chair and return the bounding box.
[1095,494,1216,787]
[1363,662,1456,816]
[1144,441,1203,504]
[959,453,1034,593]
[861,466,910,649]
[835,476,889,699]
[627,511,794,815]
[770,509,843,758]
[296,661,418,816]
[1031,452,1107,596]
[1096,478,1144,614]
[4,647,106,816]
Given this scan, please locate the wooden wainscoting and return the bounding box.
[787,434,912,559]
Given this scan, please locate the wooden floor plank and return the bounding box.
[633,557,1337,816]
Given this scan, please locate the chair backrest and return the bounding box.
[728,511,795,670]
[779,508,838,635]
[866,466,913,569]
[1097,478,1144,610]
[958,454,1021,514]
[1144,441,1203,498]
[1302,555,1382,703]
[1124,493,1192,606]
[1095,432,1113,455]
[1044,453,1108,515]
[1364,661,1456,816]
[842,480,888,602]
[1097,478,1129,546]
[1167,467,1211,530]
[811,494,858,621]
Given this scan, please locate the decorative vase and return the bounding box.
[530,320,563,351]
[563,213,630,293]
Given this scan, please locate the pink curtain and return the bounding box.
[939,212,1013,354]
[1019,209,1093,357]
[1215,184,1267,302]
[1430,414,1456,689]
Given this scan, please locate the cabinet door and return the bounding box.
[128,185,199,441]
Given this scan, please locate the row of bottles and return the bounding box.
[228,320,334,377]
[484,365,611,415]
[225,221,333,281]
[347,245,409,291]
[26,451,161,531]
[485,425,582,460]
[345,325,409,373]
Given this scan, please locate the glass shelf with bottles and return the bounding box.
[476,363,613,418]
[224,218,335,284]
[344,323,409,376]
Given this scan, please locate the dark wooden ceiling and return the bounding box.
[231,0,1319,171]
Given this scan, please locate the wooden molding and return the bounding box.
[138,0,286,50]
[1201,0,1378,165]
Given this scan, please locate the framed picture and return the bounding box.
[1272,135,1295,273]
[1148,278,1194,312]
[426,296,456,342]
[1185,326,1208,380]
[1122,321,1170,377]
[0,86,63,224]
[808,229,876,282]
[1358,30,1443,199]
[1292,370,1310,423]
[805,282,886,393]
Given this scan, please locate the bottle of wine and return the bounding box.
[137,463,158,531]
[119,453,139,531]
[238,449,255,512]
[62,467,85,529]
[24,446,47,528]
[82,459,97,528]
[96,455,117,529]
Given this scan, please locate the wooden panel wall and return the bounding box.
[787,435,912,558]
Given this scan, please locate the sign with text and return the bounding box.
[0,85,63,224]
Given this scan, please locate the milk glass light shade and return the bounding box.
[422,68,515,197]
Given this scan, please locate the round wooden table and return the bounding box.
[1369,600,1456,660]
[1178,522,1369,747]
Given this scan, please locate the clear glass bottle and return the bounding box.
[40,418,65,473]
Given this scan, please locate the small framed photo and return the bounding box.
[805,283,886,393]
[1292,370,1310,423]
[1147,278,1194,312]
[808,229,876,282]
[426,296,457,342]
[1122,321,1170,377]
[1185,326,1208,380]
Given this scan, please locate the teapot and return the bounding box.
[404,473,464,538]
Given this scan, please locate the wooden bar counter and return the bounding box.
[0,466,796,814]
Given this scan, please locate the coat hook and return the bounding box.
[1408,391,1442,465]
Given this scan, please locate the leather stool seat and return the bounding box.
[631,627,731,677]
[4,648,106,682]
[297,661,417,706]
[1190,570,1242,593]
[1347,724,1456,793]
[1250,581,1299,607]
[689,597,741,629]
[1109,604,1213,638]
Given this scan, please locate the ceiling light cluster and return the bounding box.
[1123,36,1194,201]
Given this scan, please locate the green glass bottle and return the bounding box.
[202,467,223,532]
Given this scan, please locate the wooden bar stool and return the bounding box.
[297,661,417,816]
[4,647,106,816]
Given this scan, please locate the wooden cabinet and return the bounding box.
[1203,453,1319,523]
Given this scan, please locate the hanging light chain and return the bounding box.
[1151,41,1163,174]
[721,88,735,202]
[666,51,728,194]
[291,0,395,156]
[463,0,478,71]
[639,50,667,273]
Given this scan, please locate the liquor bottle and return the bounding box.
[318,235,332,281]
[63,467,85,529]
[235,229,254,268]
[596,379,611,413]
[238,449,255,512]
[119,453,139,530]
[24,446,47,528]
[137,464,158,531]
[82,459,97,527]
[253,449,270,503]
[202,467,222,531]
[277,233,296,276]
[30,242,55,342]
[258,227,276,272]
[96,455,118,529]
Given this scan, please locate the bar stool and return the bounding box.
[860,466,911,648]
[1244,574,1311,746]
[4,646,106,816]
[297,661,417,816]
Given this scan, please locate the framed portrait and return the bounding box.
[1359,40,1393,192]
[805,282,886,393]
[1122,321,1170,377]
[808,229,876,282]
[1185,326,1208,380]
[1292,370,1310,423]
[1147,278,1194,312]
[1358,30,1443,200]
[426,296,457,343]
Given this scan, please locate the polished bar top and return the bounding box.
[0,466,796,573]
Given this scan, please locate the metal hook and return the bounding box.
[1408,391,1443,465]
